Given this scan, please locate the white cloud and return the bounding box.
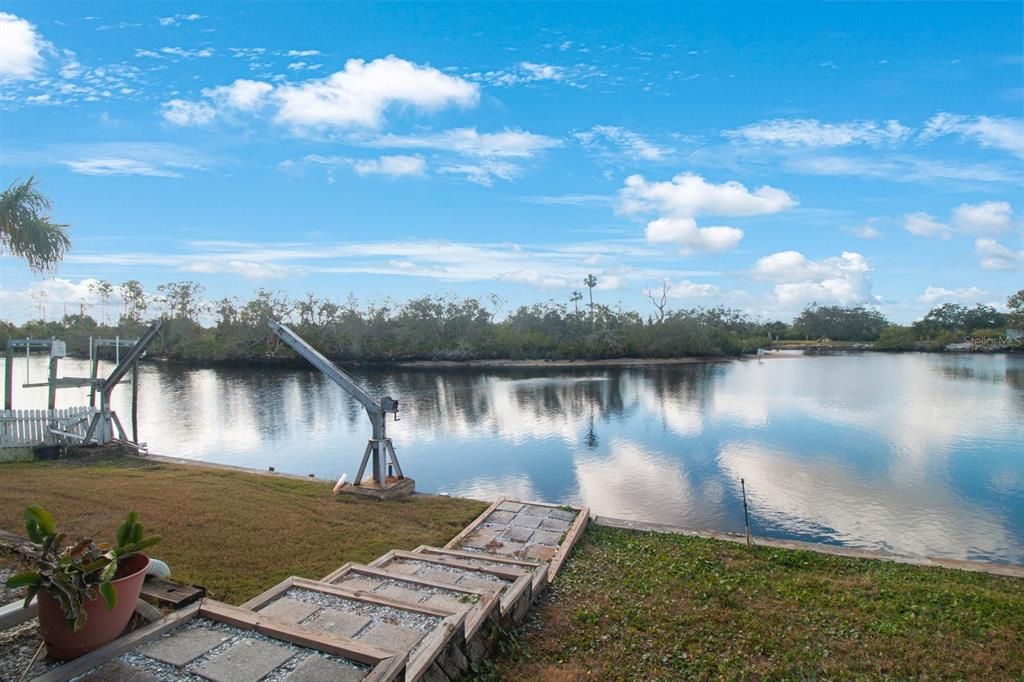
[753,250,876,307]
[438,159,520,186]
[498,269,568,288]
[662,280,720,299]
[644,218,743,253]
[471,61,602,89]
[0,12,49,80]
[182,260,296,279]
[975,238,1024,271]
[286,49,321,57]
[575,125,670,162]
[904,212,951,239]
[618,172,795,253]
[950,201,1014,235]
[272,55,478,129]
[161,98,217,126]
[917,286,989,304]
[59,158,183,178]
[158,46,214,58]
[203,78,273,111]
[725,118,911,147]
[848,219,882,239]
[921,112,1024,157]
[620,172,796,218]
[370,127,560,158]
[351,154,426,177]
[784,154,1022,186]
[158,13,203,27]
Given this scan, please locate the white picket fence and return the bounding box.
[0,406,96,448]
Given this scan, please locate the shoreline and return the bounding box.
[142,452,1023,577]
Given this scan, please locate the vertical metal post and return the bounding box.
[115,336,120,366]
[4,344,12,410]
[131,361,139,444]
[88,338,99,408]
[25,338,29,384]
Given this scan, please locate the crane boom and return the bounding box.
[267,319,403,487]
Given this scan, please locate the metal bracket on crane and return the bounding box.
[267,319,406,490]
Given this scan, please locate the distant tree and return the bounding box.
[119,280,148,323]
[1008,289,1024,328]
[584,274,597,318]
[90,279,114,325]
[157,281,207,323]
[645,280,670,324]
[792,304,888,341]
[0,176,71,272]
[570,290,583,315]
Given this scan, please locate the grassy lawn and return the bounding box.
[490,524,1024,681]
[0,455,486,604]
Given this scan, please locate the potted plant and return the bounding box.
[4,505,160,660]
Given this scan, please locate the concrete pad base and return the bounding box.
[339,476,415,500]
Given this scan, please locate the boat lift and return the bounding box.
[3,320,163,446]
[268,319,405,489]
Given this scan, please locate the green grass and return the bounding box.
[488,524,1024,681]
[0,455,486,604]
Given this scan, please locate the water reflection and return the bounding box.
[3,353,1022,563]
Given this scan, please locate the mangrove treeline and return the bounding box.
[3,282,1022,363]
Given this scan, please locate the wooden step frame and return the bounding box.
[443,499,590,581]
[240,576,465,682]
[31,599,406,682]
[321,562,503,664]
[368,549,534,625]
[412,545,550,597]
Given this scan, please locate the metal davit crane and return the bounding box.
[267,319,405,490]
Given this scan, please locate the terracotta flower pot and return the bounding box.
[36,554,150,660]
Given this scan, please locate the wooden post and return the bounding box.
[47,357,58,410]
[741,478,751,547]
[131,361,139,444]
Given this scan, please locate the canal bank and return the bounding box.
[1,456,1022,679]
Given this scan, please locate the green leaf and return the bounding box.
[4,571,42,589]
[24,505,56,536]
[98,581,117,610]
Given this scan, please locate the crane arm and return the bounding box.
[101,319,164,395]
[267,319,383,416]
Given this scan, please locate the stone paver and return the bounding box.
[510,514,543,530]
[416,567,463,585]
[259,597,321,624]
[492,540,526,556]
[283,654,366,682]
[375,583,429,605]
[80,660,162,681]
[456,574,505,591]
[496,501,524,513]
[461,528,500,549]
[423,592,473,613]
[530,529,565,546]
[357,621,425,652]
[485,510,516,525]
[548,508,576,522]
[519,504,552,518]
[502,525,535,542]
[139,627,229,666]
[305,607,372,638]
[524,544,558,562]
[383,561,421,576]
[195,638,295,682]
[336,576,385,592]
[540,517,571,532]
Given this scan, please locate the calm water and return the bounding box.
[4,352,1023,563]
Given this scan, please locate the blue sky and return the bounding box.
[1,2,1021,324]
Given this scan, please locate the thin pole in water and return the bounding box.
[741,477,751,547]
